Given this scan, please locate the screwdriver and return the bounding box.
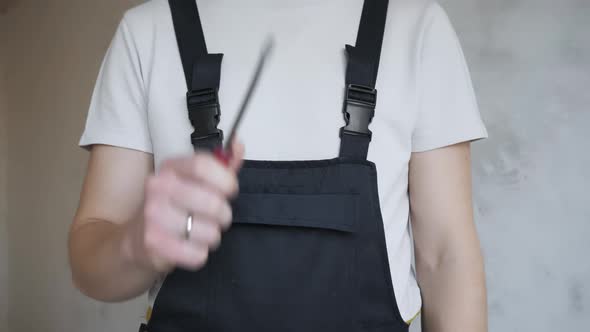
[213,37,275,165]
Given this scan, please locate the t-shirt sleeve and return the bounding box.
[411,3,488,153]
[79,15,152,153]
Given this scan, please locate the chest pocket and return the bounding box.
[205,192,360,331]
[232,192,357,232]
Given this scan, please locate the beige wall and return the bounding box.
[0,0,17,14]
[1,14,9,329]
[2,1,142,331]
[2,1,589,332]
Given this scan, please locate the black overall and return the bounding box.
[145,0,408,331]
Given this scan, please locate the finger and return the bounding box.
[144,223,208,272]
[175,243,209,271]
[157,237,209,271]
[155,171,233,228]
[161,153,238,197]
[144,177,184,234]
[187,219,223,249]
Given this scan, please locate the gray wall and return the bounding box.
[0,0,589,331]
[440,0,590,331]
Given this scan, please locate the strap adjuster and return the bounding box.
[186,88,219,115]
[340,84,377,138]
[186,88,223,142]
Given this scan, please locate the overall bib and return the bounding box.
[145,0,408,331]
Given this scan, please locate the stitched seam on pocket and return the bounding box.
[234,193,359,232]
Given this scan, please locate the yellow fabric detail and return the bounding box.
[146,306,153,322]
[406,309,421,325]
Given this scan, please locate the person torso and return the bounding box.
[125,0,427,322]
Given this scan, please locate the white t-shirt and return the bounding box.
[80,0,487,323]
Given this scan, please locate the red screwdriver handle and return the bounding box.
[213,147,231,166]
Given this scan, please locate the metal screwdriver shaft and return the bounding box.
[213,37,275,165]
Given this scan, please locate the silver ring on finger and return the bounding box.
[185,215,193,240]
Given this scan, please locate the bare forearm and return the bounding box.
[68,220,159,302]
[417,250,487,332]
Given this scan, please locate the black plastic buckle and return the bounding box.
[186,88,223,141]
[340,84,377,138]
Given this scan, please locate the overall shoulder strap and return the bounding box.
[169,0,224,151]
[339,0,389,160]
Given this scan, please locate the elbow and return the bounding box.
[415,240,485,277]
[70,270,97,301]
[68,244,102,302]
[69,265,121,303]
[67,222,113,303]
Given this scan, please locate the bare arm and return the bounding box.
[69,146,157,302]
[69,143,243,302]
[409,142,487,331]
